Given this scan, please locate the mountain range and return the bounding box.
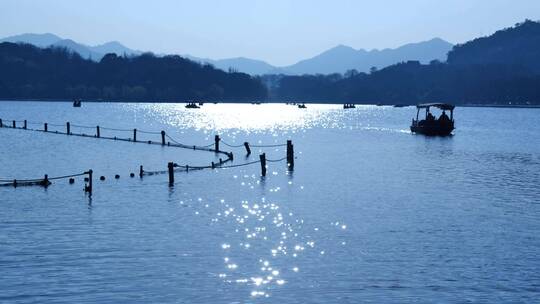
[0,33,453,75]
[0,33,143,61]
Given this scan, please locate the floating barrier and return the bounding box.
[0,171,91,190]
[0,118,295,195]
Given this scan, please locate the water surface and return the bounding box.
[1,102,539,303]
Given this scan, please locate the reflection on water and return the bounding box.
[187,174,348,298]
[131,103,404,133]
[138,103,344,131]
[0,102,539,303]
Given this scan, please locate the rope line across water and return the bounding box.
[0,117,293,185]
[0,172,87,183]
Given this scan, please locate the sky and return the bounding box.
[1,0,539,66]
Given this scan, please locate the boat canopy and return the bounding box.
[416,103,455,111]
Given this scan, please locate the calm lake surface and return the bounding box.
[1,101,539,303]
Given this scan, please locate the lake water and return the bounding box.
[1,101,539,303]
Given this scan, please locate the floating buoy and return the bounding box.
[130,173,135,178]
[100,176,105,181]
[115,174,120,179]
[69,178,75,184]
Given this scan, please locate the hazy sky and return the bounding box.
[1,0,539,66]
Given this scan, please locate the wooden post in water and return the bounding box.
[66,122,71,135]
[215,135,220,152]
[85,170,93,194]
[0,118,3,127]
[260,153,267,177]
[287,140,294,170]
[168,162,174,186]
[133,129,137,142]
[44,123,48,132]
[12,120,16,128]
[23,120,27,129]
[244,142,251,155]
[43,174,49,188]
[161,131,166,146]
[96,126,100,138]
[139,165,144,178]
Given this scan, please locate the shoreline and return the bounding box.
[1,99,539,109]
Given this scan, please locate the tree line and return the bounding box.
[1,20,539,105]
[0,42,267,102]
[267,20,540,105]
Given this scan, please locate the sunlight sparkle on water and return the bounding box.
[139,103,344,131]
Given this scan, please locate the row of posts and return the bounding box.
[0,121,290,160]
[1,121,295,190]
[0,119,27,129]
[165,139,294,184]
[0,119,170,146]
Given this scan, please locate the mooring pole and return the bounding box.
[0,118,3,127]
[260,153,267,177]
[44,123,48,132]
[161,131,166,146]
[287,140,294,170]
[43,174,49,188]
[12,120,16,128]
[66,122,70,135]
[96,126,100,138]
[244,142,251,155]
[168,162,175,185]
[215,135,220,152]
[23,120,27,130]
[133,129,137,142]
[86,170,93,194]
[139,165,144,178]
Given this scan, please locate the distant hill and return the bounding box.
[275,38,453,75]
[92,41,141,57]
[51,39,103,60]
[447,20,540,72]
[0,33,62,47]
[190,39,453,75]
[0,33,453,76]
[185,55,276,75]
[0,33,141,61]
[272,20,540,104]
[0,42,267,101]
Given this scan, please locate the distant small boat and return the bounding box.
[73,99,82,107]
[343,104,356,109]
[298,103,307,109]
[185,103,200,109]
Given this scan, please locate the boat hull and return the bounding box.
[410,125,454,136]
